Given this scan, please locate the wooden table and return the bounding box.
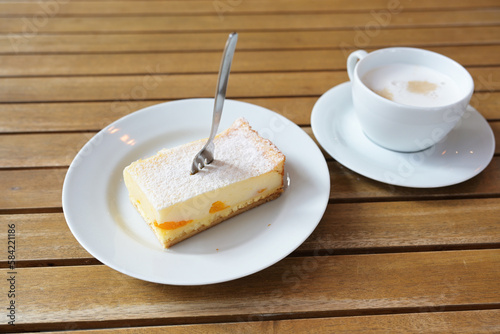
[1,1,500,332]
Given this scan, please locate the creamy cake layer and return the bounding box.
[127,170,283,247]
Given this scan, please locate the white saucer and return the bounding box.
[311,82,495,188]
[63,99,330,285]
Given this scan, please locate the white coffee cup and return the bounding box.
[347,47,474,152]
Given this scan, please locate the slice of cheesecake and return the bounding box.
[123,118,286,248]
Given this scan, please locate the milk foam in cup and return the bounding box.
[346,47,474,152]
[361,63,461,108]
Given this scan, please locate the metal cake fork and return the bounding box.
[190,32,238,174]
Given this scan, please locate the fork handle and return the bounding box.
[207,32,238,143]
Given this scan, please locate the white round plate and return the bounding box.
[311,82,495,188]
[63,99,330,285]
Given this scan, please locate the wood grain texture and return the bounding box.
[30,310,500,334]
[299,198,500,253]
[1,0,499,16]
[272,311,500,334]
[0,100,162,133]
[2,249,499,328]
[1,198,499,264]
[3,26,500,54]
[0,213,91,263]
[1,45,499,77]
[0,132,94,167]
[0,67,498,103]
[2,10,500,34]
[0,168,65,210]
[0,71,342,103]
[328,158,500,202]
[1,158,499,210]
[0,97,316,133]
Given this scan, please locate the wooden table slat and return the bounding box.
[25,310,500,334]
[0,168,66,211]
[2,249,499,328]
[3,26,500,54]
[328,158,500,202]
[2,9,500,34]
[2,0,499,16]
[0,67,498,103]
[1,45,500,77]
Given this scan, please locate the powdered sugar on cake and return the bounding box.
[125,118,285,210]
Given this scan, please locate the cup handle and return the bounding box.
[347,50,368,81]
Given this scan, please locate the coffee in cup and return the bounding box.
[347,47,474,152]
[361,63,461,108]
